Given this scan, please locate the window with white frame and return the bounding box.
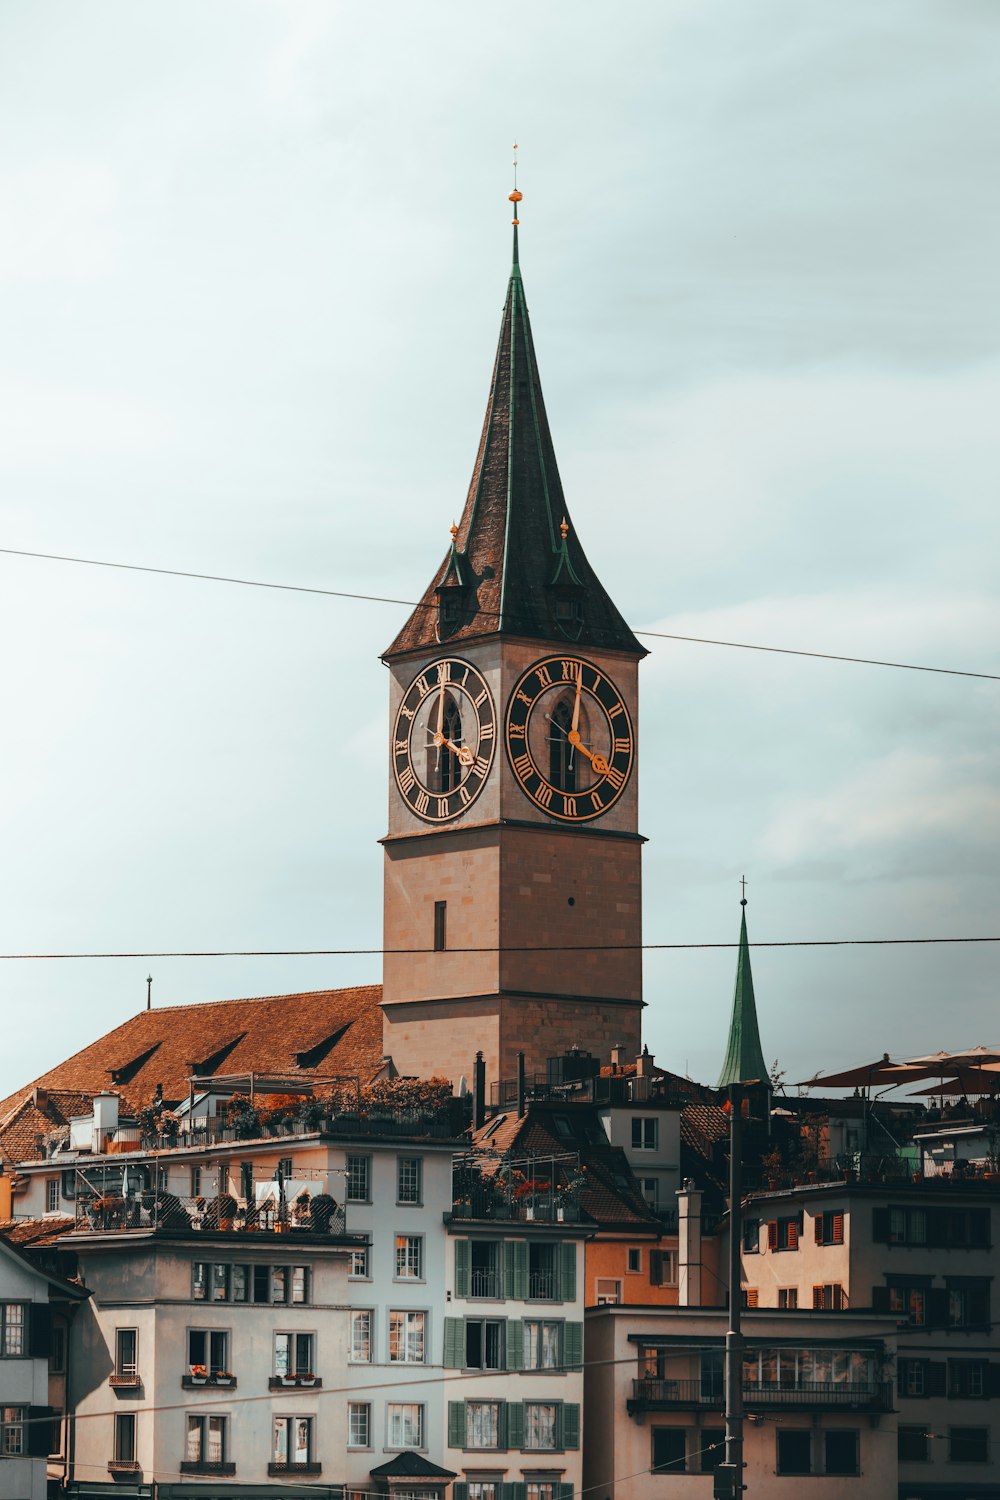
[114,1328,138,1382]
[188,1330,229,1377]
[467,1478,502,1500]
[113,1413,136,1465]
[389,1310,425,1363]
[397,1156,423,1205]
[346,1154,371,1202]
[466,1317,504,1370]
[348,1402,370,1449]
[272,1415,313,1466]
[526,1478,561,1500]
[185,1413,227,1466]
[631,1118,657,1150]
[350,1240,371,1278]
[524,1321,560,1370]
[595,1279,621,1306]
[46,1179,59,1213]
[1,1407,25,1456]
[274,1332,314,1378]
[627,1248,641,1273]
[190,1166,201,1197]
[395,1234,423,1279]
[0,1305,26,1357]
[466,1400,501,1449]
[350,1310,372,1362]
[387,1402,424,1449]
[523,1402,558,1450]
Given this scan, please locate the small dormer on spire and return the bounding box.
[717,882,769,1088]
[384,158,644,661]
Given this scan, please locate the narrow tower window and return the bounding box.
[433,901,447,952]
[549,697,577,792]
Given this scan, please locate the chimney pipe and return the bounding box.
[473,1052,486,1130]
[517,1052,526,1119]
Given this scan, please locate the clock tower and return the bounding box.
[381,201,647,1092]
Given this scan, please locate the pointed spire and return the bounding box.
[717,883,769,1088]
[384,161,644,660]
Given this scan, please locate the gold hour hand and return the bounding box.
[568,729,609,778]
[442,737,474,767]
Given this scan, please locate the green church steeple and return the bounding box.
[717,889,769,1088]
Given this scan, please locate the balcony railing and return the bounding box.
[450,1186,581,1224]
[528,1270,558,1299]
[470,1267,502,1297]
[629,1378,893,1413]
[73,1190,347,1238]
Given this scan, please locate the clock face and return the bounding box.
[392,657,497,823]
[504,655,634,822]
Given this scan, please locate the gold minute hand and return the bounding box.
[570,672,582,735]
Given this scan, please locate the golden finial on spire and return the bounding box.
[450,520,459,543]
[560,516,569,541]
[508,141,522,224]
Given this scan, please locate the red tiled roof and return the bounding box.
[0,985,385,1164]
[0,1217,76,1247]
[0,1091,95,1168]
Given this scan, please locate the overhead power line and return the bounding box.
[2,545,996,682]
[0,936,996,960]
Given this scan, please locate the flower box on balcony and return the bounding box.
[183,1373,238,1389]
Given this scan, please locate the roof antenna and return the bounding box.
[146,974,153,1011]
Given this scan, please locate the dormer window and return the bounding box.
[550,588,584,640]
[437,585,467,640]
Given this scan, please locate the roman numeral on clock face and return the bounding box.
[513,752,533,779]
[394,658,497,824]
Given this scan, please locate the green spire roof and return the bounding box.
[717,901,769,1088]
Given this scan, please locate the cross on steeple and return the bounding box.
[740,875,747,906]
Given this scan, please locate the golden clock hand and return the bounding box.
[570,674,582,735]
[435,676,446,741]
[567,730,609,777]
[441,737,474,767]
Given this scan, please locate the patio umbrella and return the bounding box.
[934,1045,1000,1068]
[797,1055,937,1091]
[909,1068,1000,1098]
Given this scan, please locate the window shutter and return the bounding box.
[563,1321,584,1371]
[927,1361,947,1397]
[786,1221,799,1250]
[556,1486,574,1500]
[455,1240,470,1298]
[767,1221,778,1250]
[745,1288,758,1308]
[28,1303,52,1358]
[927,1289,950,1329]
[812,1285,824,1310]
[453,1486,469,1500]
[448,1400,466,1449]
[832,1213,845,1245]
[507,1239,529,1300]
[501,1486,527,1500]
[872,1207,890,1243]
[559,1241,577,1302]
[650,1249,664,1286]
[871,1285,891,1314]
[506,1400,524,1451]
[813,1215,823,1244]
[27,1407,54,1459]
[505,1318,524,1371]
[443,1317,464,1369]
[562,1403,580,1450]
[986,1362,1000,1399]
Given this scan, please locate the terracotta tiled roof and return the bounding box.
[0,1217,76,1247]
[0,1091,95,1168]
[0,985,385,1160]
[679,1103,732,1204]
[472,1103,659,1229]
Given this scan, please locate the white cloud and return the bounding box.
[0,162,120,280]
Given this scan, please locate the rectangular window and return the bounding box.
[389,1310,426,1363]
[192,1264,208,1302]
[898,1425,929,1462]
[272,1415,312,1466]
[949,1360,987,1399]
[253,1265,270,1303]
[949,1426,989,1464]
[595,1279,621,1306]
[278,1157,293,1182]
[232,1265,249,1303]
[523,1402,557,1450]
[291,1266,309,1304]
[888,1284,926,1326]
[113,1412,136,1464]
[0,1304,26,1357]
[185,1413,227,1466]
[824,1430,859,1477]
[50,1322,66,1374]
[346,1154,371,1203]
[768,1217,800,1251]
[397,1156,423,1205]
[524,1320,560,1370]
[465,1318,504,1370]
[470,1240,501,1298]
[640,1177,658,1211]
[528,1242,557,1299]
[777,1288,798,1309]
[0,1407,25,1457]
[651,1427,685,1474]
[190,1166,201,1197]
[274,1332,314,1377]
[114,1329,138,1382]
[814,1210,845,1245]
[474,1482,503,1500]
[466,1400,501,1449]
[387,1403,424,1449]
[627,1248,641,1273]
[812,1283,845,1311]
[631,1117,657,1150]
[395,1234,423,1279]
[46,1179,59,1213]
[240,1162,253,1202]
[348,1402,371,1449]
[350,1310,372,1362]
[946,1279,990,1330]
[271,1267,288,1304]
[211,1263,230,1302]
[742,1218,760,1253]
[188,1329,229,1377]
[434,901,447,952]
[350,1241,371,1278]
[776,1429,812,1475]
[899,1359,926,1398]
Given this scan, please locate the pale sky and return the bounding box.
[1,0,998,1100]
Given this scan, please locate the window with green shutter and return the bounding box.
[558,1243,576,1302]
[448,1400,467,1448]
[506,1401,525,1451]
[500,1485,527,1500]
[562,1404,580,1450]
[455,1240,471,1298]
[505,1239,529,1300]
[444,1317,464,1368]
[562,1322,583,1370]
[506,1319,524,1370]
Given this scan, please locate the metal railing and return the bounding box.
[73,1190,347,1237]
[630,1378,893,1411]
[470,1267,502,1297]
[450,1186,581,1223]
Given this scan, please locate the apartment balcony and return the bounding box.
[450,1185,581,1224]
[268,1462,322,1477]
[109,1370,141,1391]
[71,1190,347,1238]
[179,1461,236,1476]
[628,1378,894,1415]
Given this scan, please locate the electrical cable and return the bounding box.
[0,935,996,960]
[2,545,995,682]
